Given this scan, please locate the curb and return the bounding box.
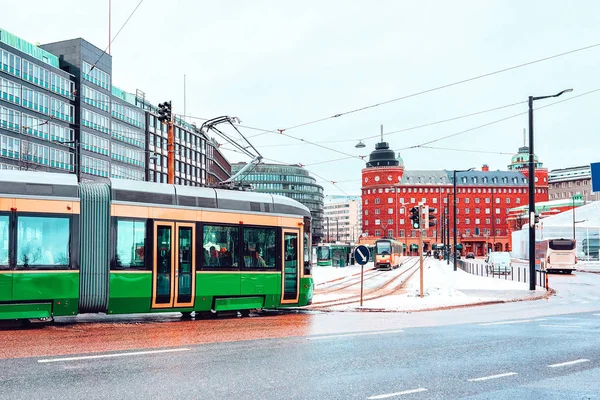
[310,287,555,313]
[577,269,600,274]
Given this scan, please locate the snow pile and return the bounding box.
[338,259,544,312]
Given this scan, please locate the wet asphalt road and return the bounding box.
[2,311,600,399]
[1,271,600,399]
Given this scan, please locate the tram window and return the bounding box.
[242,227,276,269]
[115,219,146,269]
[0,215,8,267]
[17,216,70,268]
[202,225,239,269]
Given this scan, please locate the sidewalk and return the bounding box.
[354,258,548,312]
[312,262,373,285]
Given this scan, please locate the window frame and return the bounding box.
[111,217,149,271]
[14,212,74,270]
[199,222,242,271]
[240,225,280,271]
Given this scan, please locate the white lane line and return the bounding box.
[38,348,191,363]
[479,319,546,326]
[593,314,600,316]
[548,359,590,368]
[368,388,428,399]
[468,372,518,382]
[539,324,583,328]
[308,329,404,340]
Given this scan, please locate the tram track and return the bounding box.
[310,257,423,309]
[315,268,385,295]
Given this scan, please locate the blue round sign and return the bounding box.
[354,245,370,265]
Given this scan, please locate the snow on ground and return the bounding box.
[311,262,374,285]
[331,258,546,312]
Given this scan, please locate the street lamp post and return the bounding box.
[453,168,474,271]
[528,89,573,290]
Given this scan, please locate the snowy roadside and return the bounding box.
[329,258,547,312]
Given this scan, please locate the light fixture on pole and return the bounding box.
[528,88,573,290]
[453,167,475,271]
[355,140,366,148]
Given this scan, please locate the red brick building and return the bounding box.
[360,142,549,256]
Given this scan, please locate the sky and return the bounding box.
[3,1,599,197]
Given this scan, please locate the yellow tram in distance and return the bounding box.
[374,238,404,270]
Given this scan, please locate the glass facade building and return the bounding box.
[0,27,231,184]
[0,28,75,172]
[231,163,324,242]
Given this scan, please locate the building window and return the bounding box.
[465,218,470,225]
[388,198,393,204]
[17,215,70,268]
[399,229,405,237]
[375,219,380,225]
[485,208,490,214]
[375,230,381,236]
[388,229,394,237]
[365,199,368,205]
[475,208,480,214]
[388,219,393,224]
[486,218,491,224]
[375,198,381,204]
[516,198,521,204]
[388,208,393,214]
[399,218,405,224]
[410,198,415,203]
[496,208,500,214]
[375,209,380,215]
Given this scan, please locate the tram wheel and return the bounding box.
[239,309,251,317]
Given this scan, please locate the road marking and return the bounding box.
[468,372,518,382]
[548,359,590,368]
[479,319,546,326]
[539,324,583,328]
[38,348,191,363]
[368,388,428,399]
[593,314,600,316]
[308,329,404,340]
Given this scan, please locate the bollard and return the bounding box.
[545,272,549,291]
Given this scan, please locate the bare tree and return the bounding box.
[18,141,41,171]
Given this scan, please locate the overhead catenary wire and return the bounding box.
[239,42,600,139]
[401,87,600,150]
[88,0,145,73]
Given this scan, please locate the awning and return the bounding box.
[455,244,463,250]
[410,244,418,250]
[432,243,444,250]
[402,243,407,249]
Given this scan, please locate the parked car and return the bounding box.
[466,252,475,259]
[485,252,512,274]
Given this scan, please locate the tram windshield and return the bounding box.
[317,246,330,260]
[376,241,391,255]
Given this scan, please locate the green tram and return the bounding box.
[0,171,313,322]
[316,244,353,267]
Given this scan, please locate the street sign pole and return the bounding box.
[360,264,364,306]
[419,204,424,298]
[353,245,370,307]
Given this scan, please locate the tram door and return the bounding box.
[281,229,300,304]
[152,221,196,309]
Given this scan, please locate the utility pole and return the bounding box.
[419,203,424,298]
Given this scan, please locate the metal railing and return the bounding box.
[455,258,549,290]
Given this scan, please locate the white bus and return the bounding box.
[536,238,577,274]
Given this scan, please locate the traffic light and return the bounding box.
[409,207,420,229]
[158,101,172,124]
[427,207,437,228]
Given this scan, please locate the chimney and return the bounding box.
[482,164,489,172]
